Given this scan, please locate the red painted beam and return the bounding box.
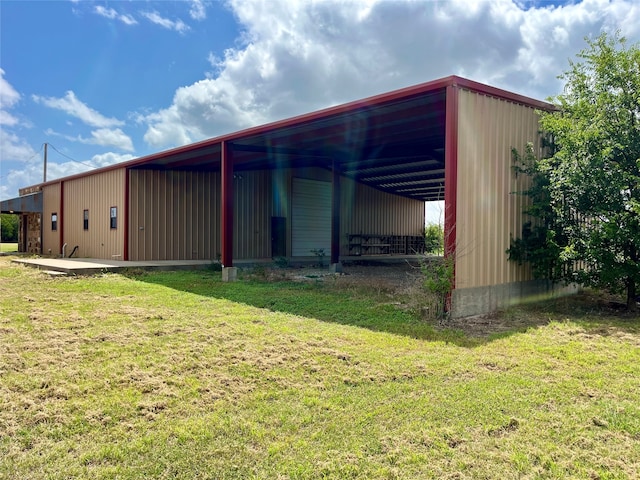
[221,141,234,267]
[123,169,129,261]
[444,84,459,287]
[59,181,64,255]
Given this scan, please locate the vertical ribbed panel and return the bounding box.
[456,89,538,289]
[129,169,272,261]
[340,176,425,255]
[42,183,61,255]
[128,165,421,261]
[233,170,272,259]
[276,168,424,257]
[129,170,221,261]
[291,178,332,257]
[62,170,126,259]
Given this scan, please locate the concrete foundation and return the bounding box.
[222,266,238,282]
[451,279,580,318]
[329,262,343,273]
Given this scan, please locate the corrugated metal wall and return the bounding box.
[104,161,428,261]
[42,183,61,255]
[129,170,219,261]
[340,177,425,250]
[291,178,332,256]
[129,169,272,261]
[278,168,425,257]
[455,88,538,289]
[233,170,273,259]
[62,169,126,259]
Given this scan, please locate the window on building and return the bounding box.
[83,209,89,230]
[110,207,117,229]
[51,213,57,231]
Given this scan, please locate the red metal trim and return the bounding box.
[59,181,64,254]
[123,169,129,261]
[444,85,459,287]
[221,141,234,267]
[451,76,555,111]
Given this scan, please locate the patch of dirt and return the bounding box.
[251,260,425,294]
[443,311,553,338]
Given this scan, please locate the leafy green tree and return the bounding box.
[509,33,640,309]
[1,214,19,242]
[424,222,443,255]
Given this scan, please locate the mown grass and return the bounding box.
[0,243,17,253]
[0,257,639,479]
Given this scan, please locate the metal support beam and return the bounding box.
[444,84,459,285]
[331,159,341,266]
[221,141,234,268]
[59,181,64,256]
[123,169,129,260]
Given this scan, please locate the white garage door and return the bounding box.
[291,178,331,257]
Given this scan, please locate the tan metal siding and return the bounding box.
[277,168,424,257]
[233,170,272,259]
[128,165,421,261]
[42,183,61,255]
[129,170,219,261]
[455,89,538,289]
[62,169,125,259]
[340,177,425,255]
[129,169,272,261]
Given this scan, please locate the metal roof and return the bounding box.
[1,192,43,214]
[24,75,552,203]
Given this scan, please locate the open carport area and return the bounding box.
[2,75,559,317]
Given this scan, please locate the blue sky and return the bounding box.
[1,0,640,220]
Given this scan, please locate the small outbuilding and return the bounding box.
[1,75,556,317]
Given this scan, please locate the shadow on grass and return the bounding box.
[124,269,640,347]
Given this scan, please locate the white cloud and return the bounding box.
[0,69,21,127]
[0,71,38,171]
[90,151,137,168]
[94,5,138,25]
[44,127,134,152]
[86,128,134,152]
[190,0,207,21]
[94,5,117,19]
[141,0,640,149]
[0,150,137,201]
[141,10,189,33]
[0,69,20,110]
[0,129,38,163]
[33,91,124,128]
[119,14,137,26]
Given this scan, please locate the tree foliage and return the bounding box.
[424,222,444,255]
[508,33,640,309]
[1,214,19,242]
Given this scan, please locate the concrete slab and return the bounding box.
[11,255,427,276]
[13,257,212,275]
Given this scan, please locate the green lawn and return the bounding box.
[0,258,638,479]
[0,243,17,253]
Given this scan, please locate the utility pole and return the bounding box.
[43,143,48,182]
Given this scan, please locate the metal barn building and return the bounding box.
[2,75,556,317]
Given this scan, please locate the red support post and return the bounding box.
[123,169,129,260]
[59,181,64,254]
[444,84,459,289]
[221,141,234,267]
